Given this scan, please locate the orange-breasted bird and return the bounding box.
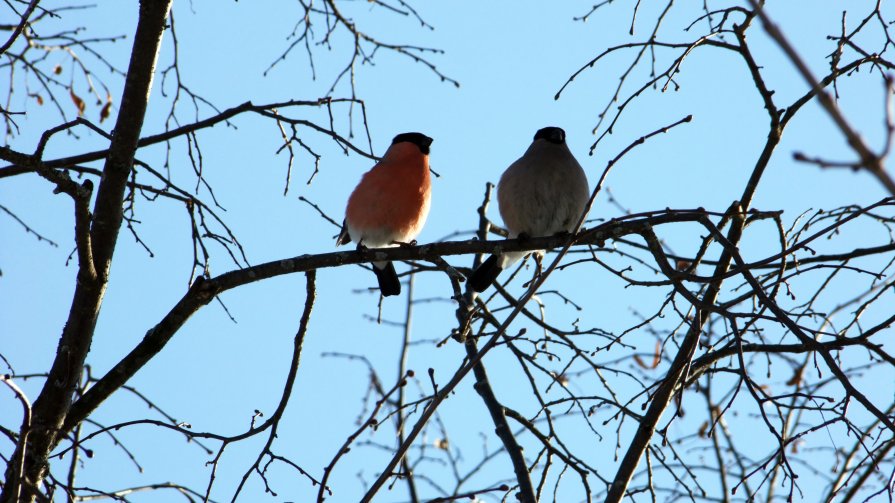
[337,132,433,297]
[469,126,589,292]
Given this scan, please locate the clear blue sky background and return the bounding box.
[2,1,893,501]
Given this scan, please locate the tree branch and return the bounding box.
[605,202,746,502]
[464,338,536,503]
[1,2,173,501]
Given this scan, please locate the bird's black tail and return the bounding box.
[373,262,401,297]
[469,255,502,292]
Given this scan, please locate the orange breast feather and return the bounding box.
[346,145,431,244]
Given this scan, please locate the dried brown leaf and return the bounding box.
[633,354,647,369]
[786,367,803,387]
[650,340,661,368]
[100,101,112,123]
[70,88,85,116]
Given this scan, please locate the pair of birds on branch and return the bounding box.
[336,127,590,297]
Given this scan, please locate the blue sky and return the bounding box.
[3,1,894,501]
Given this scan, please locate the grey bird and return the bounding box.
[469,126,589,292]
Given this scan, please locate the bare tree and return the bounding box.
[2,1,895,502]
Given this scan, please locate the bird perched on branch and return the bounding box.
[337,132,433,297]
[469,126,589,292]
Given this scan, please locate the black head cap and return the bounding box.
[392,132,433,155]
[534,126,566,144]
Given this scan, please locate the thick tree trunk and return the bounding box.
[1,1,172,501]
